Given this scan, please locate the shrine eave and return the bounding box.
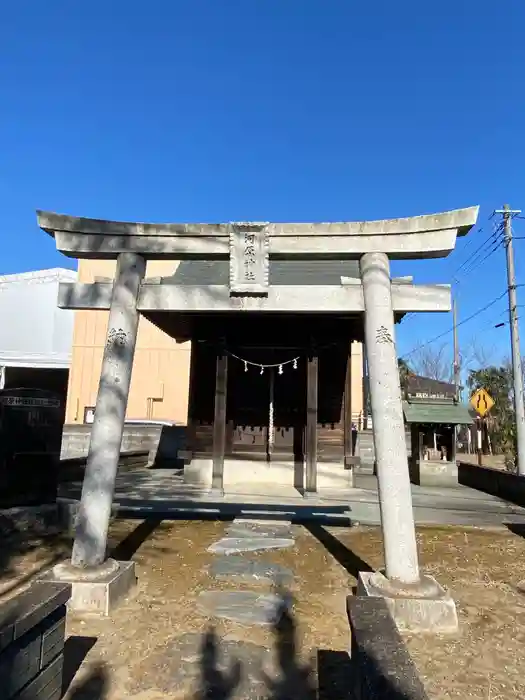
[37,207,479,261]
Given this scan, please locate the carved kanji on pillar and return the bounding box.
[229,224,269,295]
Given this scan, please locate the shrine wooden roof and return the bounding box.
[158,259,361,286]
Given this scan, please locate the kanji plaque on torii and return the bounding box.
[470,387,495,417]
[228,223,269,295]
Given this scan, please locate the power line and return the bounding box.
[452,229,492,278]
[452,225,485,264]
[452,220,499,275]
[511,215,525,237]
[453,222,505,282]
[402,290,510,359]
[475,305,525,335]
[400,224,505,327]
[452,206,522,279]
[401,212,518,348]
[458,225,505,278]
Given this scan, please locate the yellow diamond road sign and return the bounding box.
[470,388,495,417]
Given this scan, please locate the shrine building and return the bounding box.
[38,206,478,629]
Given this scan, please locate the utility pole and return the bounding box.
[453,297,460,401]
[495,204,525,475]
[452,296,462,462]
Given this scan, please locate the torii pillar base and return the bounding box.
[39,559,136,616]
[357,571,458,634]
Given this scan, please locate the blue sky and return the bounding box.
[1,1,524,370]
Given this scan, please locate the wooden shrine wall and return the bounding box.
[317,345,347,463]
[188,330,352,465]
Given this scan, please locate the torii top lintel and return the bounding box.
[37,206,479,261]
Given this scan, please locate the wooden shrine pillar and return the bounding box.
[305,353,318,494]
[185,342,199,457]
[344,344,353,466]
[212,350,228,493]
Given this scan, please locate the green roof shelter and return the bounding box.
[403,398,474,486]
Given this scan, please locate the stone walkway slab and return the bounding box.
[210,555,293,584]
[198,590,284,626]
[207,537,295,555]
[226,518,294,540]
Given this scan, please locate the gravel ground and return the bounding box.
[2,518,525,699]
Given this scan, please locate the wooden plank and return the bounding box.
[212,352,228,491]
[305,355,318,494]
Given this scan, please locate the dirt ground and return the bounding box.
[2,519,525,700]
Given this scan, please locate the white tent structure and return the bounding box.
[0,268,76,380]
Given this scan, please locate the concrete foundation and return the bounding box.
[40,559,137,616]
[357,571,458,634]
[410,459,459,487]
[184,457,353,492]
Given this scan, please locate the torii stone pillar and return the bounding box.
[357,252,458,632]
[49,253,145,613]
[37,205,479,623]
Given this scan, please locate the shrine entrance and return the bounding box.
[226,346,305,463]
[186,313,357,493]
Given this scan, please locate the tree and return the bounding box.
[467,363,515,468]
[406,338,492,392]
[409,344,452,382]
[398,357,412,397]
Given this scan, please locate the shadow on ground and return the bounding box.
[304,523,374,579]
[62,636,99,697]
[64,586,356,700]
[507,523,525,539]
[64,662,110,700]
[0,523,70,597]
[109,517,165,560]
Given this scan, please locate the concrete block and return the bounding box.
[15,653,63,700]
[347,596,429,699]
[40,560,136,616]
[357,571,458,634]
[410,459,458,487]
[0,584,69,700]
[184,457,354,492]
[184,458,212,487]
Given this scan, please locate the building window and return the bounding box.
[84,406,95,424]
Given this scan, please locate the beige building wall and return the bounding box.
[65,260,191,425]
[66,260,365,426]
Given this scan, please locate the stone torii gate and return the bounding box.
[38,206,478,631]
